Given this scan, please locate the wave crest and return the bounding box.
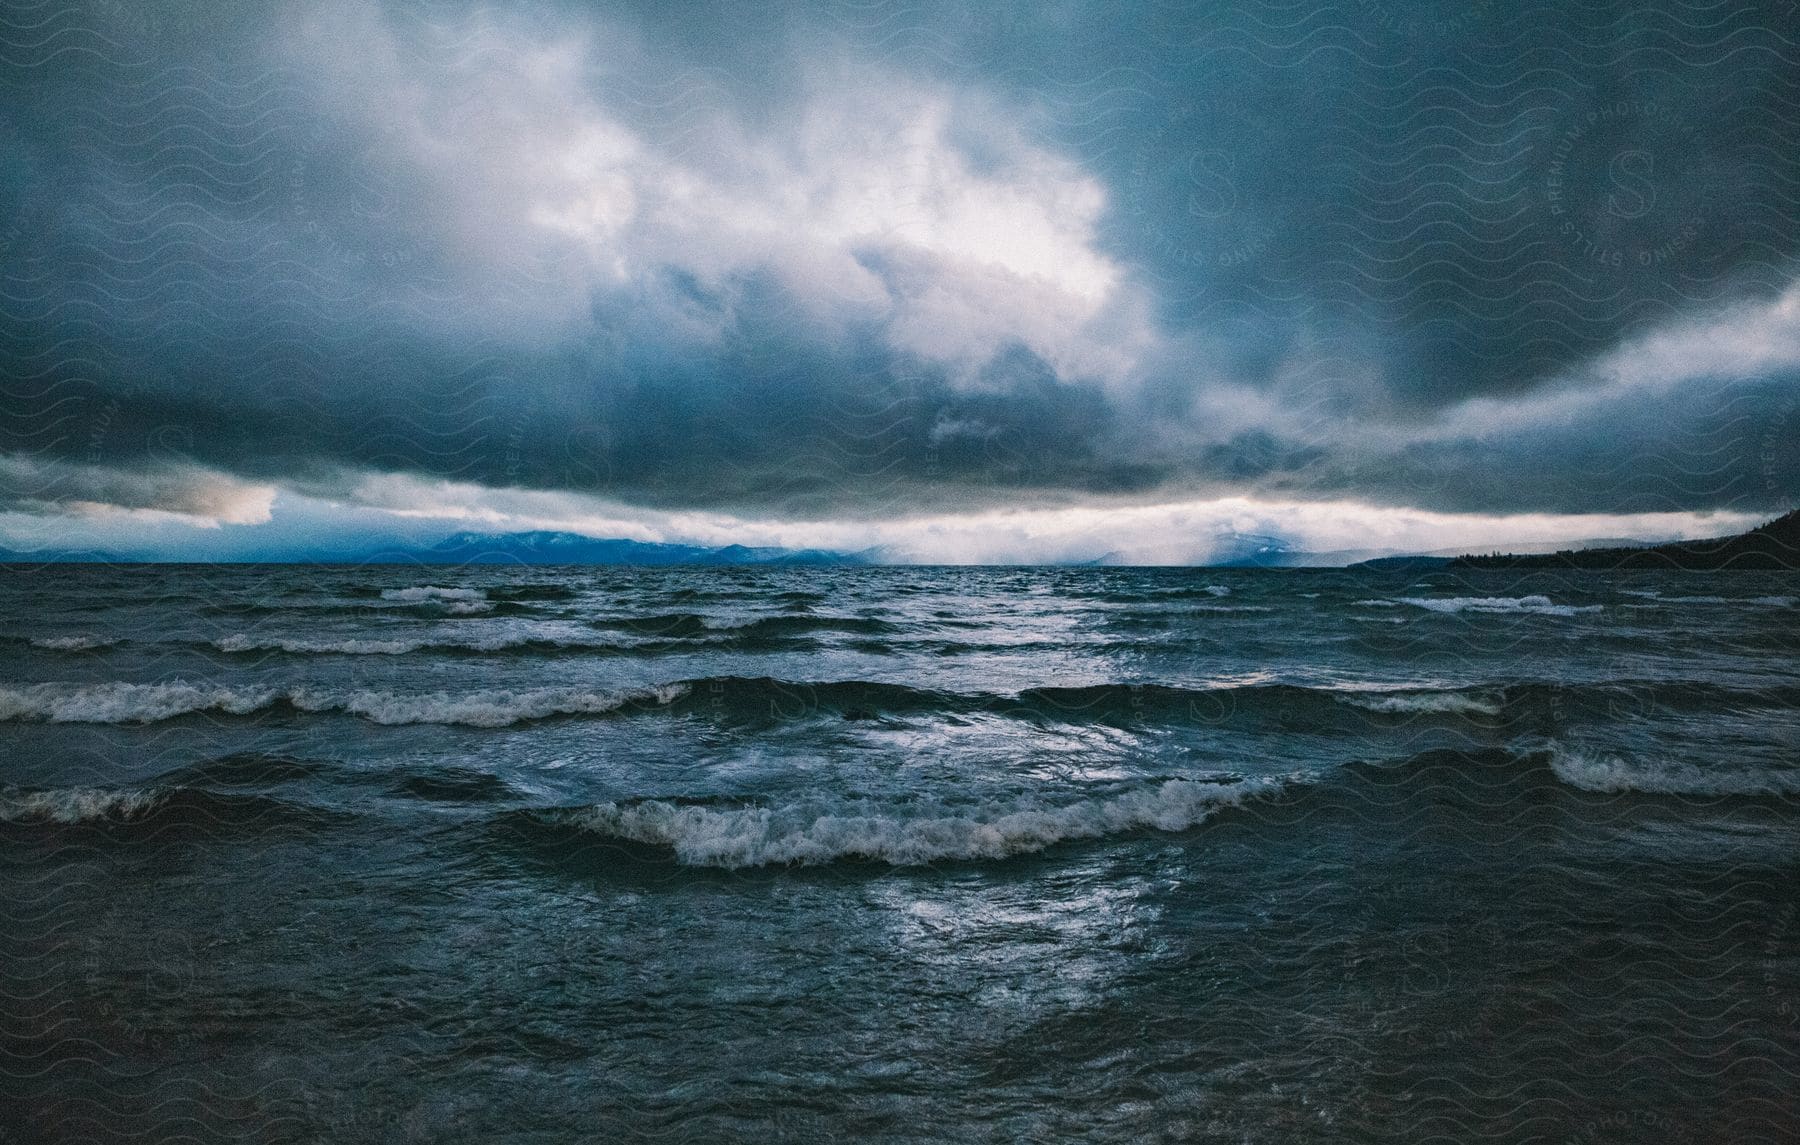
[1391,595,1600,617]
[288,682,689,727]
[1338,691,1504,716]
[379,586,492,613]
[0,680,688,727]
[1547,745,1800,796]
[29,635,117,651]
[0,786,163,823]
[216,634,427,655]
[0,681,276,723]
[556,778,1278,867]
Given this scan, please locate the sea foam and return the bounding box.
[216,634,428,655]
[211,632,589,656]
[380,585,486,603]
[0,786,162,823]
[1548,744,1800,796]
[0,680,687,727]
[562,777,1278,867]
[287,682,689,727]
[1338,691,1504,716]
[0,681,276,723]
[1392,595,1600,617]
[379,586,492,614]
[29,635,116,651]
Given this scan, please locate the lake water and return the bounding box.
[2,563,1797,1142]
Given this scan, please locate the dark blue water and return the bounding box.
[2,564,1797,1142]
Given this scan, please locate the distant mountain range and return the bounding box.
[1443,510,1800,570]
[381,531,869,566]
[0,530,870,567]
[1220,537,1662,569]
[7,515,1794,568]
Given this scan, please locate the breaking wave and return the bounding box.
[0,785,338,831]
[1388,595,1601,617]
[1622,592,1795,608]
[29,635,118,651]
[0,786,164,823]
[1337,691,1504,716]
[211,632,638,657]
[217,635,440,656]
[377,586,493,614]
[208,616,896,658]
[1546,745,1800,796]
[11,674,1792,730]
[0,681,276,723]
[380,585,486,604]
[589,613,898,641]
[0,680,689,727]
[539,778,1282,868]
[290,683,689,727]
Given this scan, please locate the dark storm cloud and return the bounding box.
[2,0,1797,525]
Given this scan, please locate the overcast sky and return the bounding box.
[2,0,1797,562]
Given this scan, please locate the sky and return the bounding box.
[2,0,1797,563]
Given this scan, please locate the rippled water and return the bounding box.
[2,564,1797,1141]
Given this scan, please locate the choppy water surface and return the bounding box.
[2,564,1797,1142]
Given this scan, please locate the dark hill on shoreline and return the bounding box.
[1448,510,1800,570]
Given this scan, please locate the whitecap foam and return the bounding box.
[1626,594,1794,608]
[1392,595,1600,617]
[564,778,1278,868]
[213,631,648,656]
[1203,585,1232,597]
[215,634,425,655]
[1548,744,1800,796]
[288,682,689,727]
[0,681,277,723]
[0,787,162,823]
[379,586,493,613]
[1338,691,1503,716]
[0,680,687,727]
[380,585,487,604]
[29,635,115,651]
